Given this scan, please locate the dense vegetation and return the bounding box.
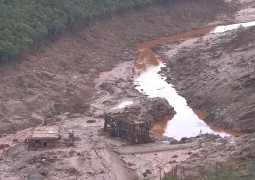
[162,165,254,180]
[0,0,172,62]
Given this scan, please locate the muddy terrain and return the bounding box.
[0,0,255,179]
[171,133,255,179]
[159,6,255,133]
[0,0,235,134]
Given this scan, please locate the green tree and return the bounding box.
[0,0,174,62]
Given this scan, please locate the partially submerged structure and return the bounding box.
[104,108,152,144]
[27,126,59,149]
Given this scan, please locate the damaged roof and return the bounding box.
[28,126,59,140]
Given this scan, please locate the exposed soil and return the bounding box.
[1,0,255,179]
[0,116,137,180]
[159,2,255,133]
[0,0,235,135]
[170,133,255,179]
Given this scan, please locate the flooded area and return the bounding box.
[112,100,134,110]
[211,20,255,33]
[134,21,255,140]
[134,64,229,140]
[1,0,255,179]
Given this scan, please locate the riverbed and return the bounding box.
[134,21,255,140]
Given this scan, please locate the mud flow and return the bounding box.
[134,21,255,140]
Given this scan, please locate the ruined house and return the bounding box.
[104,108,152,144]
[27,126,59,149]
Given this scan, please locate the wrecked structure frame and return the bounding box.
[104,113,151,144]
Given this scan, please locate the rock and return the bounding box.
[169,160,177,164]
[99,170,105,174]
[143,97,176,123]
[99,82,115,94]
[86,120,96,123]
[146,169,152,174]
[28,172,44,180]
[69,150,75,156]
[0,144,10,150]
[179,137,191,144]
[31,113,45,123]
[172,155,178,158]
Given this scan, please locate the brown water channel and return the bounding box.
[133,24,250,140]
[134,27,212,75]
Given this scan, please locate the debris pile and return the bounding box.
[104,97,176,143]
[104,109,151,144]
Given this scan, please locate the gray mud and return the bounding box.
[160,25,255,133]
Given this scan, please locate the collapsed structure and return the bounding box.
[27,126,59,148]
[104,98,176,144]
[104,107,152,144]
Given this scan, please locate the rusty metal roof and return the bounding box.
[28,126,59,140]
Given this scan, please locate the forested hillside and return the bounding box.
[0,0,171,62]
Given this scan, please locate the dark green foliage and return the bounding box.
[162,165,252,180]
[163,173,179,180]
[0,0,174,62]
[206,166,243,180]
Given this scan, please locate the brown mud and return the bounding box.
[158,4,255,133]
[135,24,252,137]
[151,115,173,134]
[0,0,235,135]
[135,27,213,74]
[1,0,254,179]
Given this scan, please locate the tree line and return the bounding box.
[0,0,172,62]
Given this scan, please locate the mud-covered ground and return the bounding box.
[172,133,255,179]
[159,1,255,133]
[1,0,255,179]
[0,0,235,134]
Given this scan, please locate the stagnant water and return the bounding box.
[112,101,134,110]
[134,21,255,140]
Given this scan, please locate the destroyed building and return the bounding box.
[104,98,176,144]
[104,107,153,144]
[27,126,59,149]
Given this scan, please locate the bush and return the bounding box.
[206,166,242,180]
[163,173,179,180]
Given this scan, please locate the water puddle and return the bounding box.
[211,21,255,33]
[112,100,134,110]
[135,64,229,140]
[134,21,254,140]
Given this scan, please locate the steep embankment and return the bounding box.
[0,0,236,134]
[160,12,255,132]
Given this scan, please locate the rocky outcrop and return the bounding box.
[143,98,176,123]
